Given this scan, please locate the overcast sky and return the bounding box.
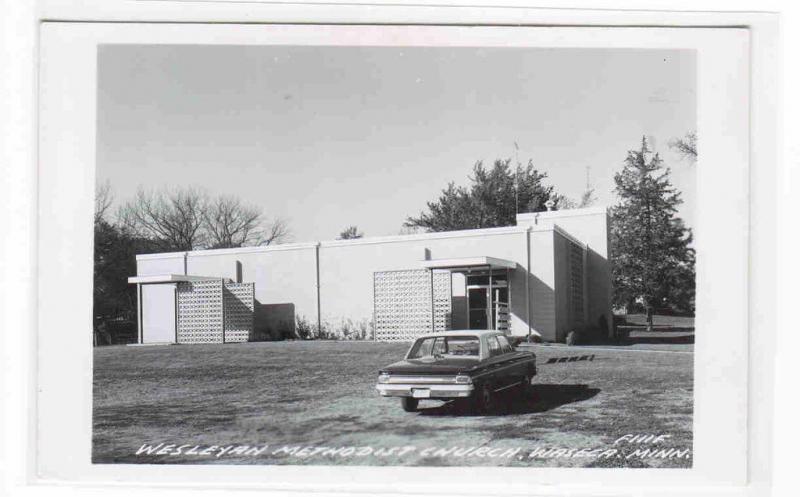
[97,45,696,242]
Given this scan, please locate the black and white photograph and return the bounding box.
[91,41,698,468]
[8,0,789,492]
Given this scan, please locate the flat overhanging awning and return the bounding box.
[420,256,517,272]
[127,274,225,284]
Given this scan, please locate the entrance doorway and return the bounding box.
[466,271,510,331]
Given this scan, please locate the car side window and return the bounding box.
[410,338,435,358]
[487,337,502,357]
[497,335,513,354]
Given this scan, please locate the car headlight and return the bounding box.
[455,374,472,385]
[378,373,390,384]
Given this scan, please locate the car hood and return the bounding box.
[380,357,479,375]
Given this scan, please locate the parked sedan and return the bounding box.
[375,330,536,412]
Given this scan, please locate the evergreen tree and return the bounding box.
[404,159,555,232]
[93,219,161,328]
[611,137,695,329]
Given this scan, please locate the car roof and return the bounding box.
[413,330,505,340]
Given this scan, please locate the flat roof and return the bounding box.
[127,274,226,284]
[419,256,517,271]
[134,207,606,261]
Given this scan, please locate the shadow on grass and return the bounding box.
[418,383,600,417]
[626,334,695,345]
[574,329,695,346]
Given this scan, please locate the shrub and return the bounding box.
[255,316,374,341]
[565,330,578,346]
[295,315,315,339]
[317,318,372,340]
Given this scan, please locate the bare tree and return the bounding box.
[668,131,697,163]
[204,197,289,248]
[94,181,113,224]
[118,187,208,251]
[262,217,291,245]
[204,195,263,248]
[552,188,595,210]
[338,225,363,240]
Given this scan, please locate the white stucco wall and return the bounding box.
[141,283,176,343]
[132,207,611,342]
[517,207,613,337]
[190,245,319,337]
[527,229,557,341]
[318,228,529,336]
[137,254,184,276]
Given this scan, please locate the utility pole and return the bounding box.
[514,141,520,215]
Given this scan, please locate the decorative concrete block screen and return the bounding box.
[177,280,224,344]
[568,241,586,328]
[432,271,453,332]
[223,282,255,343]
[176,280,255,344]
[373,269,451,341]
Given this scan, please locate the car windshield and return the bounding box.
[407,336,480,359]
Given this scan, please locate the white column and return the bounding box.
[525,229,532,339]
[136,283,143,344]
[488,268,494,330]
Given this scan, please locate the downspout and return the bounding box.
[221,278,226,344]
[525,227,532,341]
[315,243,322,336]
[181,251,188,344]
[136,283,143,344]
[582,243,589,328]
[174,285,179,344]
[430,270,435,333]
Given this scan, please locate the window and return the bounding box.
[496,335,513,353]
[410,337,437,358]
[446,337,480,356]
[487,336,502,357]
[408,336,480,359]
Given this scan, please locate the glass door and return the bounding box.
[468,287,489,329]
[466,270,510,330]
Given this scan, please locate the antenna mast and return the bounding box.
[586,165,591,190]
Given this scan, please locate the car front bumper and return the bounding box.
[375,383,474,398]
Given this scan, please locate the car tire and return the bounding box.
[473,383,494,414]
[518,372,533,397]
[401,397,419,412]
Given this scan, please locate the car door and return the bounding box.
[485,335,515,389]
[496,334,524,384]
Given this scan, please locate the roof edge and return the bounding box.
[516,205,608,221]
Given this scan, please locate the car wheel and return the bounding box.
[518,372,533,397]
[401,397,419,412]
[473,383,494,413]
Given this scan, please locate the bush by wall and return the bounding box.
[252,315,374,341]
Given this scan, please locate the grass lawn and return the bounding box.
[93,341,693,468]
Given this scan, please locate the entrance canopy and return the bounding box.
[420,256,517,273]
[420,257,515,333]
[127,274,225,285]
